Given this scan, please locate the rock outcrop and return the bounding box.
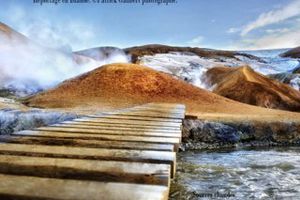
[268,73,300,91]
[0,109,77,135]
[280,46,300,58]
[182,119,300,150]
[293,66,300,74]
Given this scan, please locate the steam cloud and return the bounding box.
[0,27,129,96]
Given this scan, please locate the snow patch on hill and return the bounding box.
[139,51,300,90]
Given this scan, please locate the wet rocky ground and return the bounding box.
[181,119,300,151]
[0,109,78,135]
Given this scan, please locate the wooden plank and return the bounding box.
[0,135,175,152]
[98,111,184,119]
[128,105,185,111]
[75,118,182,127]
[0,155,170,186]
[143,103,186,109]
[82,116,183,125]
[134,104,185,111]
[87,114,183,122]
[14,130,181,145]
[57,122,181,133]
[0,174,169,200]
[61,121,181,130]
[0,143,176,176]
[100,112,184,120]
[128,107,184,112]
[117,107,184,114]
[117,109,185,117]
[41,125,181,138]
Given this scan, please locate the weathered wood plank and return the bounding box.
[0,155,170,186]
[75,118,182,127]
[83,116,183,125]
[116,109,183,115]
[127,105,184,111]
[0,174,169,200]
[39,126,181,138]
[87,114,183,122]
[14,130,180,145]
[61,121,181,130]
[103,110,183,121]
[133,104,185,112]
[143,103,186,109]
[100,112,184,120]
[0,135,175,152]
[0,143,175,164]
[14,128,181,151]
[116,109,185,117]
[57,122,181,133]
[0,143,176,176]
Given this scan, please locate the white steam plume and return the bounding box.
[0,25,129,96]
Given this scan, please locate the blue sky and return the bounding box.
[1,0,300,50]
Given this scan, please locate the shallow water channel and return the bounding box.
[171,147,300,200]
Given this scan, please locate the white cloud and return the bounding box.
[265,28,290,34]
[188,35,204,46]
[241,0,300,36]
[227,0,300,50]
[4,5,98,51]
[19,20,97,51]
[249,29,300,49]
[227,27,240,34]
[230,26,300,50]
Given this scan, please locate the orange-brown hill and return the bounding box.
[0,22,30,43]
[206,65,300,112]
[24,63,300,122]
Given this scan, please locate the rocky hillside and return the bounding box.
[205,65,300,112]
[74,47,128,61]
[293,67,300,74]
[280,46,300,58]
[124,44,263,63]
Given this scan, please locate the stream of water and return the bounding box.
[174,147,300,199]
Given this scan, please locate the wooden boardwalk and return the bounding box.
[0,103,185,200]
